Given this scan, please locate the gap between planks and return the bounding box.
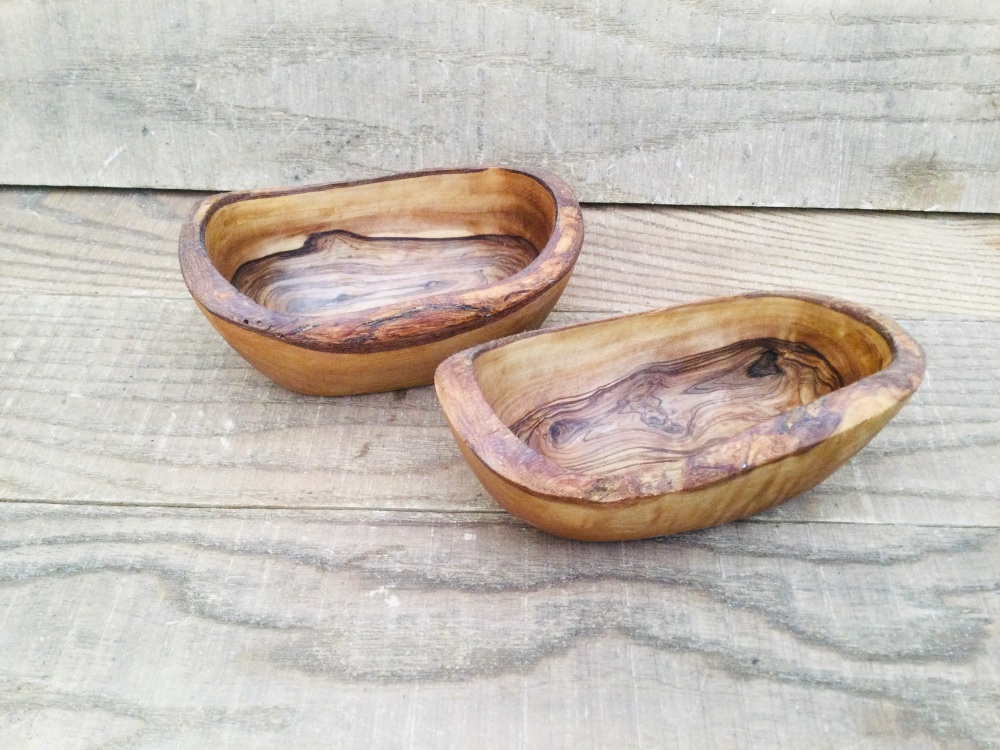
[1,497,999,531]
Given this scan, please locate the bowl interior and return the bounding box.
[201,169,557,317]
[472,296,894,478]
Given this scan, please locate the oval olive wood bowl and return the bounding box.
[179,167,583,395]
[435,292,925,541]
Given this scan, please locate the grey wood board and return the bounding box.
[0,292,997,526]
[1,185,999,748]
[0,503,997,748]
[2,1,1000,209]
[2,187,999,318]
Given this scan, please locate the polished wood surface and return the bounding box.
[436,294,924,540]
[179,167,583,395]
[510,338,845,476]
[1,187,998,747]
[231,230,538,316]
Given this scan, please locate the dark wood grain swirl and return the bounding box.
[511,338,844,476]
[231,230,538,316]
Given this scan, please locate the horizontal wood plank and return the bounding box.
[0,293,997,526]
[2,187,999,317]
[0,503,996,748]
[576,206,1000,317]
[2,2,1000,209]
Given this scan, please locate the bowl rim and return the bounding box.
[435,291,926,506]
[178,166,583,354]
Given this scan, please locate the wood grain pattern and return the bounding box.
[437,294,924,540]
[3,188,998,318]
[0,293,996,527]
[178,167,583,394]
[231,230,538,315]
[0,186,995,522]
[0,186,998,745]
[511,338,845,475]
[0,503,997,748]
[2,2,1000,210]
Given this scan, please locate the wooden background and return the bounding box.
[1,188,999,746]
[3,1,1000,744]
[2,0,1000,209]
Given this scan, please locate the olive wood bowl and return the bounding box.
[435,292,925,541]
[179,167,583,395]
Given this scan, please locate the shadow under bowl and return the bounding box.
[435,292,925,541]
[179,166,583,395]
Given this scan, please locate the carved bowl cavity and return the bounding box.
[435,293,925,541]
[179,167,583,395]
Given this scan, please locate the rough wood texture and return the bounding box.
[1,187,998,522]
[178,167,583,394]
[4,188,999,316]
[1,293,996,528]
[1,187,999,746]
[2,2,1000,210]
[1,504,999,748]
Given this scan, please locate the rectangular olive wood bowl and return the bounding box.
[179,167,583,395]
[435,293,925,541]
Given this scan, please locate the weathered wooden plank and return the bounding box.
[1,185,997,747]
[0,503,996,748]
[2,188,999,318]
[1,293,996,526]
[575,206,1000,317]
[2,2,999,209]
[0,188,197,297]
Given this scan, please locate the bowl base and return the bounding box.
[511,338,843,476]
[231,230,538,317]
